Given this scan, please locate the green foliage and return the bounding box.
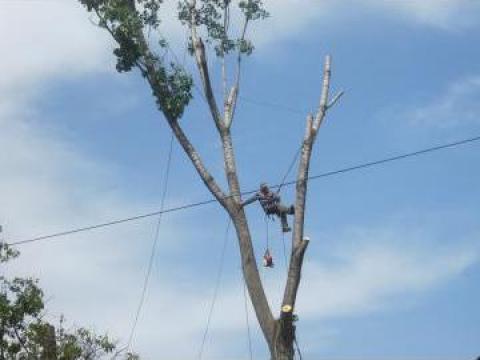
[238,0,268,21]
[55,323,120,359]
[78,1,268,120]
[0,244,139,359]
[149,62,194,120]
[178,0,268,57]
[78,0,193,120]
[80,0,147,72]
[0,242,19,264]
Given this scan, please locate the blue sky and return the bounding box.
[1,1,480,359]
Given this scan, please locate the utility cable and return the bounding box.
[6,134,480,247]
[126,132,174,351]
[198,219,231,360]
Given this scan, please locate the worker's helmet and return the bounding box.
[260,182,269,192]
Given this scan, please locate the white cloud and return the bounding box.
[299,241,477,318]
[0,1,112,98]
[408,75,480,128]
[365,0,480,30]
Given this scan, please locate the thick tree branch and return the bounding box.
[220,131,275,350]
[281,113,314,310]
[282,54,337,330]
[117,1,229,207]
[219,96,271,344]
[228,205,275,348]
[189,1,223,132]
[220,129,241,202]
[221,1,230,103]
[166,114,228,206]
[224,86,238,130]
[224,16,248,130]
[313,54,332,133]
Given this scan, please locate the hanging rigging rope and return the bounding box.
[126,132,175,352]
[243,278,254,360]
[198,219,231,359]
[281,232,288,271]
[197,220,252,360]
[294,336,303,360]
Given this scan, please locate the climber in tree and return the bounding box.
[242,183,295,233]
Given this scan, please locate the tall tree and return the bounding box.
[78,1,341,358]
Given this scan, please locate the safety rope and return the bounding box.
[198,219,231,359]
[127,131,174,351]
[276,145,302,195]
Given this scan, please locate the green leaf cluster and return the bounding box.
[179,0,269,57]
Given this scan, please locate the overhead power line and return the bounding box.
[5,134,480,247]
